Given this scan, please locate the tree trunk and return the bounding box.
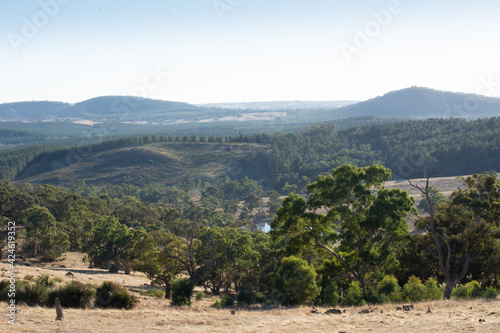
[164,281,171,299]
[408,178,470,300]
[124,262,131,275]
[443,282,454,300]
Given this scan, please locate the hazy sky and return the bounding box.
[1,0,499,104]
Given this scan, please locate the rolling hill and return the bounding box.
[14,142,273,187]
[337,87,500,118]
[2,87,500,125]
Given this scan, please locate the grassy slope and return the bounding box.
[14,142,273,187]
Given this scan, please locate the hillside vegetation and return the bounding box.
[1,117,499,190]
[15,142,272,187]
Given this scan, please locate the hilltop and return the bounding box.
[338,87,500,119]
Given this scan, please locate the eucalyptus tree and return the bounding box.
[272,164,415,292]
[411,173,500,298]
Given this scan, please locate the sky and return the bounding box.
[1,0,499,104]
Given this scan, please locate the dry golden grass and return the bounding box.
[2,254,499,332]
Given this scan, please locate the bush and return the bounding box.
[466,281,483,299]
[35,274,60,288]
[171,278,193,306]
[195,291,205,301]
[452,284,468,299]
[376,275,401,303]
[341,281,364,306]
[220,294,234,307]
[255,292,268,304]
[402,276,426,302]
[0,279,11,301]
[452,281,498,300]
[276,256,320,306]
[0,280,46,304]
[47,280,95,308]
[140,289,165,299]
[237,286,257,305]
[17,282,47,306]
[482,286,498,299]
[424,278,443,300]
[96,281,137,310]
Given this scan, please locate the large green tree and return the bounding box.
[132,230,184,298]
[22,205,70,260]
[272,164,415,292]
[411,173,500,298]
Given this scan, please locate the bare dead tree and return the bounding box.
[408,176,470,299]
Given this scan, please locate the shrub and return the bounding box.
[0,279,10,301]
[276,256,320,306]
[47,280,95,308]
[171,278,193,306]
[140,289,165,299]
[195,291,205,301]
[17,282,47,306]
[402,276,426,302]
[220,294,234,307]
[255,292,268,304]
[466,281,483,299]
[376,275,401,303]
[341,281,364,306]
[96,281,137,310]
[237,286,256,305]
[35,274,60,288]
[212,299,221,307]
[452,284,468,299]
[424,278,443,300]
[482,286,498,299]
[452,281,498,300]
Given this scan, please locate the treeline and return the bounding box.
[1,165,499,306]
[0,133,270,180]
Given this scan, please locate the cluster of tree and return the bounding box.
[271,165,500,304]
[69,176,276,222]
[1,164,498,306]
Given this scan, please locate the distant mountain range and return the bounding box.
[197,100,357,110]
[1,87,500,124]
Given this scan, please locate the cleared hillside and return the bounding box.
[14,142,272,187]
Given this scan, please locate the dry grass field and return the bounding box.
[1,252,499,333]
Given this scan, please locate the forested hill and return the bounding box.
[2,117,500,190]
[270,117,500,188]
[338,87,500,118]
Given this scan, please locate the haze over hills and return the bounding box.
[339,87,500,119]
[2,87,500,125]
[197,100,357,110]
